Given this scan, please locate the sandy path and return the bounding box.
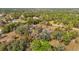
[50,22,79,31]
[0,31,17,43]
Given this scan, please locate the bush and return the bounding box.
[7,39,29,51]
[2,22,20,33]
[55,45,65,51]
[0,43,7,51]
[69,31,78,39]
[11,12,21,19]
[31,39,52,51]
[27,18,41,24]
[52,31,63,40]
[63,31,78,45]
[0,39,30,51]
[38,29,51,41]
[52,31,71,45]
[15,24,30,36]
[63,34,71,45]
[64,23,73,31]
[51,45,65,51]
[52,28,78,45]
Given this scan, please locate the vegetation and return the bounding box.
[31,39,52,51]
[0,8,79,51]
[7,39,29,51]
[2,22,20,33]
[0,39,29,51]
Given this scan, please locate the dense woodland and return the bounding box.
[0,8,79,51]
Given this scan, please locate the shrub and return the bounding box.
[11,12,21,19]
[2,22,20,33]
[64,23,73,31]
[52,45,65,51]
[7,39,29,51]
[15,24,30,36]
[0,43,7,51]
[27,18,41,24]
[69,31,78,39]
[31,39,52,51]
[56,45,65,51]
[52,31,63,40]
[63,31,78,45]
[63,33,71,45]
[38,29,51,41]
[52,28,78,45]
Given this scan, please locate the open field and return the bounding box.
[0,8,79,51]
